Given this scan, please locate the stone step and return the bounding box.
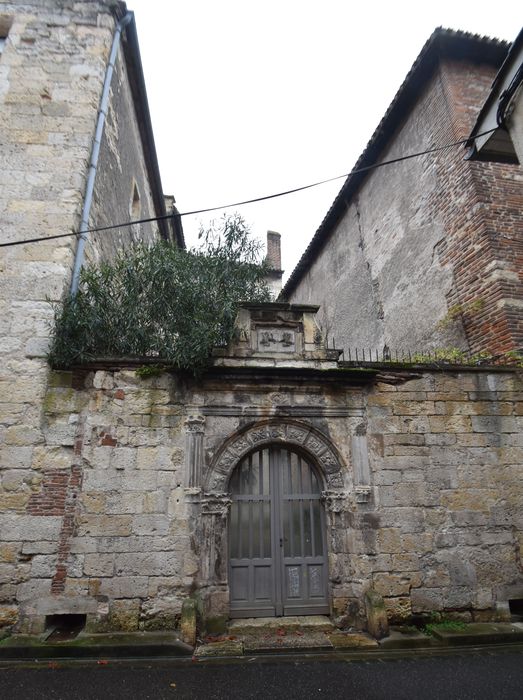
[228,615,334,635]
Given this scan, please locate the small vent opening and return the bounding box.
[509,599,523,619]
[45,613,86,641]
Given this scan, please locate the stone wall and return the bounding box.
[360,369,523,622]
[86,26,162,265]
[287,56,523,355]
[2,363,522,633]
[0,0,169,633]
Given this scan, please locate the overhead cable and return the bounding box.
[0,128,497,250]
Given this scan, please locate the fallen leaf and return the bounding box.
[295,631,304,636]
[48,662,60,670]
[276,628,286,636]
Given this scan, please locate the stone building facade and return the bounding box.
[3,304,522,634]
[282,29,523,357]
[1,4,522,640]
[0,0,180,632]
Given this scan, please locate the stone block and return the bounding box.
[383,596,412,623]
[180,598,197,647]
[377,528,402,554]
[84,554,114,577]
[471,416,518,433]
[372,573,412,597]
[429,415,472,433]
[77,515,132,537]
[110,447,137,471]
[131,515,170,536]
[0,446,34,470]
[81,492,107,514]
[379,483,437,508]
[30,555,57,578]
[0,515,62,541]
[98,577,149,599]
[141,597,182,631]
[143,490,168,513]
[392,401,435,416]
[16,578,53,602]
[410,588,444,612]
[4,425,44,446]
[114,552,179,577]
[31,445,73,470]
[364,588,389,639]
[105,599,140,632]
[0,493,30,511]
[391,553,420,571]
[0,605,18,628]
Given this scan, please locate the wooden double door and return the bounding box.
[229,446,329,617]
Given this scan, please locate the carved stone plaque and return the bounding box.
[256,327,296,353]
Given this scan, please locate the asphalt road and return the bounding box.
[1,649,522,700]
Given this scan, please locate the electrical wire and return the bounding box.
[497,59,523,128]
[0,127,498,250]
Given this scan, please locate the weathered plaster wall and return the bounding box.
[2,366,521,633]
[288,58,523,355]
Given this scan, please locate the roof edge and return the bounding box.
[121,13,184,247]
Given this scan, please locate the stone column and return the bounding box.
[351,434,372,503]
[199,493,232,618]
[184,414,205,489]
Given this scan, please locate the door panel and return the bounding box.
[229,445,329,617]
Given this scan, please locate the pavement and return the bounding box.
[2,616,523,663]
[1,648,523,699]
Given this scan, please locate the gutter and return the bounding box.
[70,11,133,295]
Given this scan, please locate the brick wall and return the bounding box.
[433,59,523,354]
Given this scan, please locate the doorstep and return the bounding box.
[197,616,376,655]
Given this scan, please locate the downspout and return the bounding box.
[70,11,133,295]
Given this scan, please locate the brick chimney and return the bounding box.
[265,231,283,298]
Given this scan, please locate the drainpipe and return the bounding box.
[70,11,133,295]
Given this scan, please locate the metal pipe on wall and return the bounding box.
[69,11,133,295]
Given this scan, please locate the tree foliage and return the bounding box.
[48,214,270,373]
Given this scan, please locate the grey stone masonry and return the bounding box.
[1,304,522,634]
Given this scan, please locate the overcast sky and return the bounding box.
[129,1,521,280]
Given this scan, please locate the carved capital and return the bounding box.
[354,485,372,503]
[321,490,349,513]
[184,414,205,434]
[201,492,232,517]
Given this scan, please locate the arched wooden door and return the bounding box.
[229,446,329,617]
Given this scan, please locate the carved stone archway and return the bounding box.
[195,419,352,619]
[205,419,345,493]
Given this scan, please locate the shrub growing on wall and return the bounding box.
[49,214,270,373]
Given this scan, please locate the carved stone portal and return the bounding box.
[205,419,345,493]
